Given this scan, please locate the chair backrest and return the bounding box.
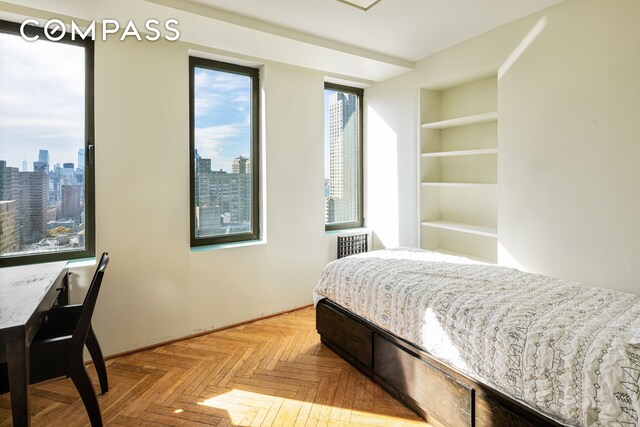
[71,252,109,355]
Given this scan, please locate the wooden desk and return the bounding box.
[0,261,68,427]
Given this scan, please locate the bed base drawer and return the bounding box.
[316,301,372,369]
[315,300,561,427]
[475,396,539,427]
[374,334,473,427]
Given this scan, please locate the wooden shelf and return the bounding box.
[421,148,497,158]
[421,112,497,129]
[427,247,496,264]
[421,220,497,238]
[421,182,497,189]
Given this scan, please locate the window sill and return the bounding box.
[68,257,97,268]
[190,239,266,253]
[325,227,370,236]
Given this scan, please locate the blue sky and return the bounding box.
[196,68,333,178]
[0,32,85,171]
[1,31,334,179]
[194,67,251,172]
[0,32,251,174]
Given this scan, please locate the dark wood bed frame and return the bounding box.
[316,298,564,427]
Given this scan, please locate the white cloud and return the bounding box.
[192,67,253,171]
[195,124,242,161]
[194,94,217,117]
[0,32,85,168]
[193,67,250,118]
[195,69,249,93]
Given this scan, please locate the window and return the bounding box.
[0,20,95,267]
[189,57,259,246]
[324,83,363,230]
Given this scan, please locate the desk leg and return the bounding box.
[57,272,70,306]
[6,339,30,427]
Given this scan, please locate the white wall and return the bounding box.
[62,37,340,355]
[1,0,376,355]
[43,30,354,355]
[0,0,374,356]
[366,0,640,293]
[498,0,640,293]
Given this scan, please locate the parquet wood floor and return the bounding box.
[0,307,429,426]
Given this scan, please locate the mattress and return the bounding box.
[313,247,640,426]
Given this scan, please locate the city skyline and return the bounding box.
[0,31,86,170]
[194,67,252,173]
[194,152,252,238]
[0,153,86,257]
[1,149,82,172]
[195,149,250,174]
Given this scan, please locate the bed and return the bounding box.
[313,247,640,427]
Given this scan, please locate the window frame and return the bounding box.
[189,57,260,247]
[324,82,364,231]
[0,19,95,267]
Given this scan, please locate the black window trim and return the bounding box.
[189,56,260,247]
[324,82,364,231]
[0,19,96,268]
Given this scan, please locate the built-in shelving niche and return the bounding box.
[418,76,498,262]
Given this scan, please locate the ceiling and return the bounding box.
[188,0,562,62]
[0,0,563,82]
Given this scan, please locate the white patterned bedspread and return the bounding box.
[313,247,640,426]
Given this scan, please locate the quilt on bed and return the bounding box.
[313,247,640,426]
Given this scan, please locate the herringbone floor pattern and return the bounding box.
[0,307,428,426]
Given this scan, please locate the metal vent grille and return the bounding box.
[337,234,368,259]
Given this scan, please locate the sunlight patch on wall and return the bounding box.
[367,106,399,248]
[498,16,547,80]
[498,242,524,270]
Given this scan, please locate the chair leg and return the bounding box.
[69,362,103,427]
[86,326,108,394]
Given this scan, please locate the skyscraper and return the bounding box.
[33,149,50,172]
[61,184,82,220]
[39,149,49,164]
[327,92,359,223]
[232,156,250,174]
[60,163,76,186]
[18,168,48,245]
[0,200,19,254]
[0,160,20,202]
[0,161,23,249]
[195,158,212,207]
[193,155,252,236]
[77,149,85,171]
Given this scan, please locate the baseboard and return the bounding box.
[100,304,314,362]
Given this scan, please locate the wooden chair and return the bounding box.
[0,252,110,427]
